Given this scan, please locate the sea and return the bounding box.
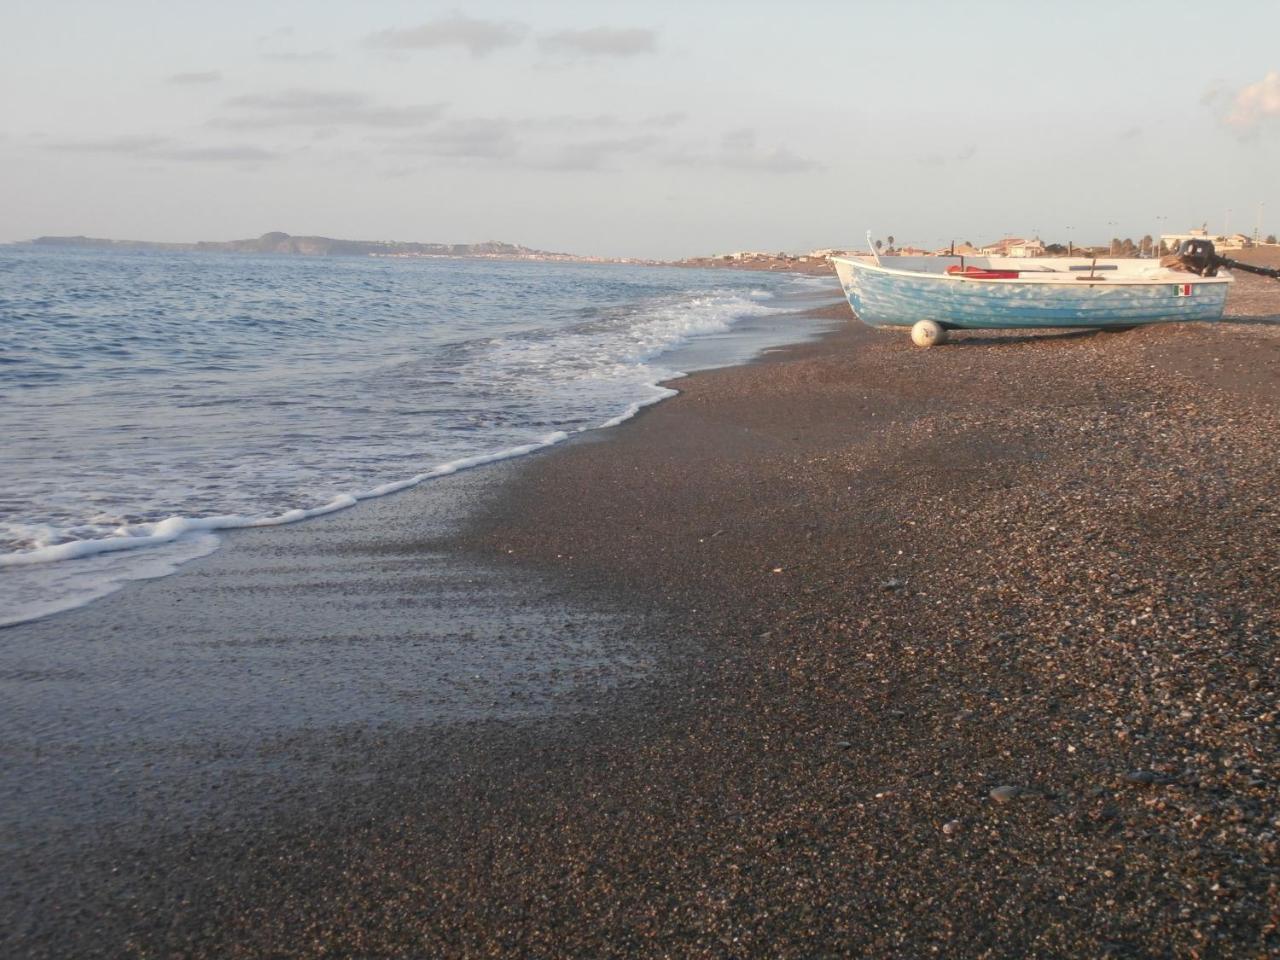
[0,245,838,627]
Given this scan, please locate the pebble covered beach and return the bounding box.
[5,271,1279,958]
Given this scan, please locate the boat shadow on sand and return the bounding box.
[1220,314,1280,326]
[937,315,1280,346]
[936,328,1107,347]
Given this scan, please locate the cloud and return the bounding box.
[46,135,275,163]
[258,26,295,44]
[724,146,820,174]
[521,113,620,131]
[717,128,821,173]
[254,25,334,62]
[388,119,519,159]
[167,71,222,85]
[539,27,657,58]
[642,112,686,129]
[262,50,335,64]
[536,135,661,171]
[227,90,364,111]
[919,144,977,166]
[161,145,276,162]
[215,89,443,129]
[1224,70,1280,129]
[721,128,756,152]
[366,14,527,57]
[49,135,171,154]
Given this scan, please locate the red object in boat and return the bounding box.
[946,265,1021,279]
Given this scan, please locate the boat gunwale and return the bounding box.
[830,255,1233,287]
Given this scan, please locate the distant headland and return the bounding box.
[26,232,585,262]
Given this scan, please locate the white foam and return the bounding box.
[0,534,222,629]
[1,279,815,629]
[0,432,569,571]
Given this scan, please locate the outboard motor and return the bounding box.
[1177,238,1219,276]
[1175,238,1280,280]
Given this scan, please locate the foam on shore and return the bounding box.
[2,255,838,629]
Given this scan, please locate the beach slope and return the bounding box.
[5,290,1280,957]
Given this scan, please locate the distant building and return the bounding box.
[978,237,1044,258]
[933,242,981,257]
[979,238,1020,256]
[1157,226,1251,252]
[1008,238,1045,257]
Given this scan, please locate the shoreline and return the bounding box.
[5,290,1280,955]
[0,276,841,631]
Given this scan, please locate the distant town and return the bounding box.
[22,226,1280,277]
[671,226,1279,276]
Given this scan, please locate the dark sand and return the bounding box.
[4,278,1279,957]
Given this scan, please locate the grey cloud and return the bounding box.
[521,113,620,131]
[642,112,686,128]
[920,144,976,166]
[718,127,819,172]
[48,135,172,154]
[665,128,821,174]
[255,24,333,62]
[721,128,757,152]
[539,27,657,58]
[160,145,276,162]
[723,146,820,174]
[257,26,295,43]
[389,119,519,159]
[167,71,222,85]
[47,135,275,163]
[537,135,661,171]
[366,14,528,57]
[262,50,336,64]
[228,90,364,110]
[216,90,443,129]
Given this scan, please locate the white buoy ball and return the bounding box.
[911,319,947,347]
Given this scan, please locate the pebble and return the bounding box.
[942,819,962,836]
[990,785,1023,803]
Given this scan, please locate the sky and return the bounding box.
[2,0,1278,259]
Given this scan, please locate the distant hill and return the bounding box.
[28,232,570,259]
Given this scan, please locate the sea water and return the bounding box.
[0,246,836,626]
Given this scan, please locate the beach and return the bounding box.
[4,276,1280,957]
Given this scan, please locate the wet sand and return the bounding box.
[4,282,1280,957]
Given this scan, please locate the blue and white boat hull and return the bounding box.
[831,256,1230,330]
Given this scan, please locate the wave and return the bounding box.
[0,274,824,628]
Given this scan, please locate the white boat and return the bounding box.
[831,248,1232,346]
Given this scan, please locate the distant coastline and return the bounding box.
[23,231,589,262]
[18,232,833,274]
